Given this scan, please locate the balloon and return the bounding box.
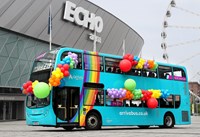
[147,98,158,109]
[27,81,32,86]
[161,90,170,99]
[119,59,132,72]
[64,71,70,77]
[57,64,62,68]
[124,79,136,91]
[23,83,28,89]
[141,90,152,101]
[152,62,158,70]
[133,89,143,100]
[70,63,74,69]
[63,64,69,70]
[123,54,133,62]
[132,60,138,66]
[33,82,50,99]
[150,89,162,98]
[107,88,126,99]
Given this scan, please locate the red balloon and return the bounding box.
[26,81,32,86]
[27,86,33,93]
[119,59,132,72]
[23,83,28,89]
[123,54,129,60]
[128,55,133,62]
[63,64,70,70]
[57,64,63,68]
[132,60,138,66]
[147,98,158,109]
[64,71,70,77]
[123,54,133,62]
[60,67,65,73]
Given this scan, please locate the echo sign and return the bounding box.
[63,1,103,33]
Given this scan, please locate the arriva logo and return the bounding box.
[68,75,83,81]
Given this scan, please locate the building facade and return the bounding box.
[189,82,200,96]
[0,0,144,120]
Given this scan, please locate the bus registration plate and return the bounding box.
[33,121,39,125]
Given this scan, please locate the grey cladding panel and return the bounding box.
[12,0,50,33]
[0,0,32,27]
[73,2,99,50]
[52,0,85,45]
[62,0,90,46]
[0,0,15,17]
[82,6,105,51]
[25,0,51,37]
[98,13,116,52]
[126,31,139,55]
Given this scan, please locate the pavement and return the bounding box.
[0,116,199,137]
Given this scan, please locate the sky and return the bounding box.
[89,0,200,82]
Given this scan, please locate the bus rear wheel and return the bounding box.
[85,112,101,130]
[162,113,175,128]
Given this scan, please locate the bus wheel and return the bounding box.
[138,126,150,129]
[85,112,101,130]
[163,113,175,128]
[63,126,74,131]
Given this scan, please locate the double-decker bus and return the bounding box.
[26,48,191,130]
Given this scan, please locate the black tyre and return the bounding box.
[163,113,175,128]
[138,126,150,129]
[63,126,74,131]
[85,112,101,130]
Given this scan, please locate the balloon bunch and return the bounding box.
[160,89,170,99]
[107,78,170,109]
[119,53,158,72]
[133,89,143,100]
[49,68,64,87]
[120,90,134,100]
[22,52,78,98]
[149,89,162,99]
[60,52,78,69]
[141,90,152,101]
[22,81,33,94]
[22,80,50,99]
[135,58,145,69]
[107,88,126,99]
[58,64,70,77]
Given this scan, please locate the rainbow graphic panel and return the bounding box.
[70,51,100,126]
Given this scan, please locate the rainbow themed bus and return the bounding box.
[22,47,191,130]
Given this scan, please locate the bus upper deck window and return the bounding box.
[173,67,186,81]
[158,65,172,80]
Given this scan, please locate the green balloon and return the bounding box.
[33,82,50,99]
[152,62,158,70]
[124,79,136,91]
[70,63,74,69]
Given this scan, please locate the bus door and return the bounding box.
[54,87,79,124]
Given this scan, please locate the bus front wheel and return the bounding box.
[85,112,101,130]
[162,113,175,128]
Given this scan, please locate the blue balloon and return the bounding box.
[60,61,65,65]
[59,79,65,88]
[134,56,139,61]
[161,90,170,99]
